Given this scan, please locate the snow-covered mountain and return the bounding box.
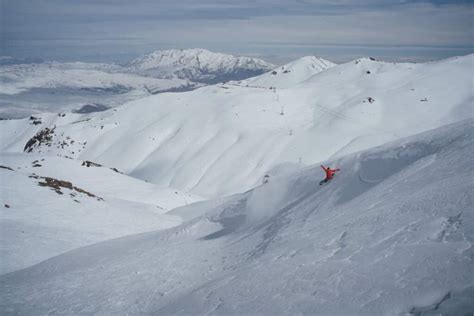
[0,61,192,96]
[0,61,194,118]
[2,55,471,198]
[126,48,275,84]
[1,119,472,314]
[243,55,335,88]
[0,49,275,118]
[1,54,473,314]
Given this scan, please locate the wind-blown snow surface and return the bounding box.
[2,55,472,199]
[0,153,201,274]
[1,120,472,315]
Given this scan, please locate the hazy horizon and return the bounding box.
[2,0,473,65]
[2,46,474,66]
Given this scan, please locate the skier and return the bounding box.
[319,165,340,185]
[263,174,270,184]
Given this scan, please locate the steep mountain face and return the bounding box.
[2,55,471,199]
[1,120,472,315]
[126,48,275,84]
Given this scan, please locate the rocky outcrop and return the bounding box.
[24,127,55,153]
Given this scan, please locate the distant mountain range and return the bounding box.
[126,48,275,84]
[2,54,471,198]
[0,49,276,118]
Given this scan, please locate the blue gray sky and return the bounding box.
[1,0,473,64]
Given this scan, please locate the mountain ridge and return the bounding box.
[126,48,276,84]
[242,55,336,88]
[0,49,277,118]
[1,54,472,198]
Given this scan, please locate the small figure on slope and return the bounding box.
[319,165,340,185]
[263,174,270,184]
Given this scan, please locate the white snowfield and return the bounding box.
[2,54,472,199]
[1,119,472,315]
[0,153,201,274]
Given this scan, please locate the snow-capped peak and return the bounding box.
[242,55,336,88]
[126,48,275,84]
[128,48,273,70]
[278,55,335,73]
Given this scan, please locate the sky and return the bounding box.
[1,0,473,64]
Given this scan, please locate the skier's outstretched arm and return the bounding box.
[320,165,327,171]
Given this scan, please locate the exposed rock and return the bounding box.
[82,160,102,168]
[24,127,55,153]
[73,104,110,114]
[110,167,123,174]
[29,116,42,125]
[36,176,103,201]
[31,160,42,167]
[71,118,92,124]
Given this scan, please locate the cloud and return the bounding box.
[2,0,473,63]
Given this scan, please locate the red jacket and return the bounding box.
[321,165,340,180]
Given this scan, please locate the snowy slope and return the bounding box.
[241,55,335,88]
[2,55,472,199]
[0,153,201,274]
[127,48,275,84]
[1,120,472,315]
